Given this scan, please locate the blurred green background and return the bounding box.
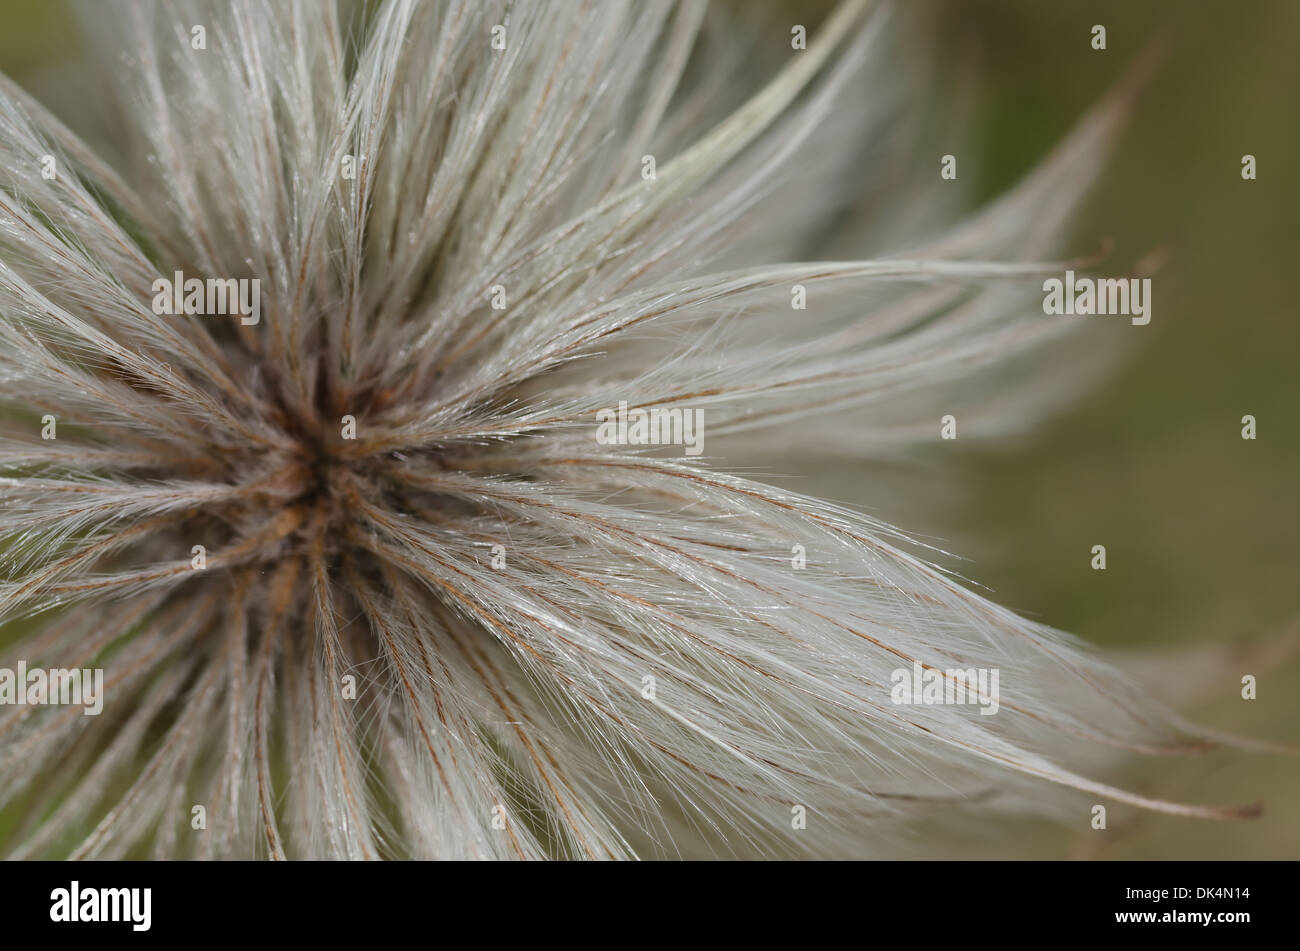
[1,0,1295,859]
[920,0,1300,859]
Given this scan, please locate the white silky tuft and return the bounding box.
[0,0,1256,860]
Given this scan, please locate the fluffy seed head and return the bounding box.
[0,0,1256,859]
